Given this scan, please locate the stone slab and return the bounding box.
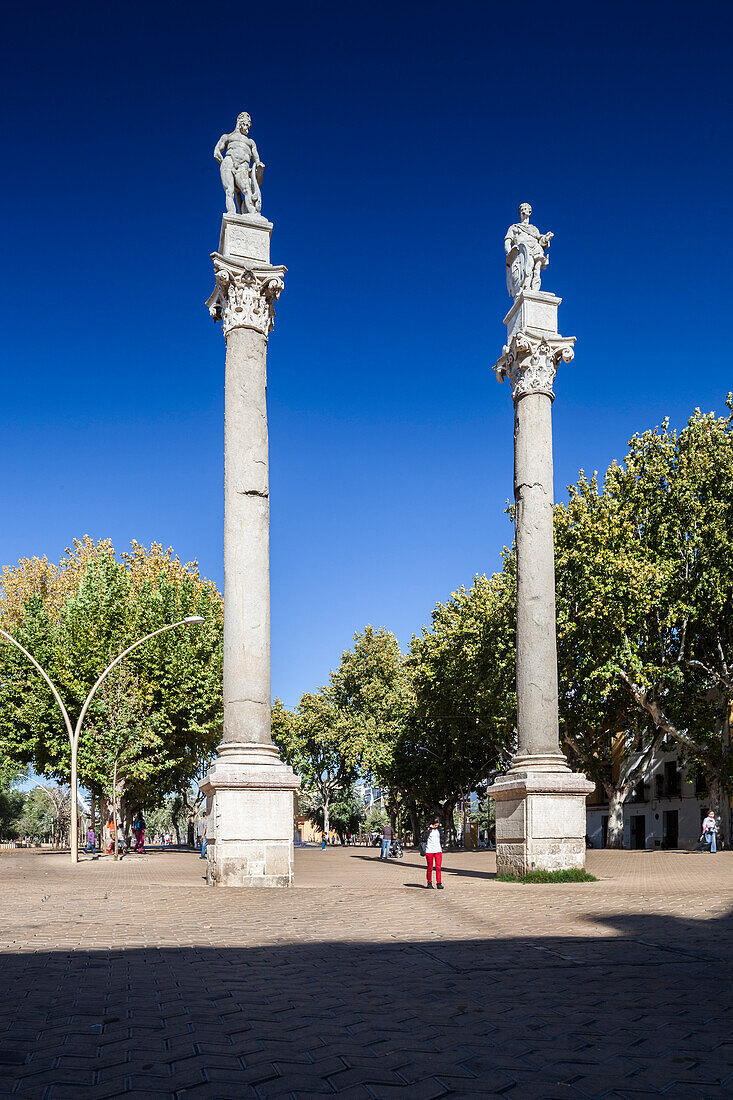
[201,750,299,887]
[503,289,562,339]
[490,768,595,876]
[219,212,272,263]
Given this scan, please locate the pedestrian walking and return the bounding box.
[701,809,719,853]
[133,813,146,853]
[420,816,445,889]
[83,826,96,853]
[321,832,327,850]
[200,815,207,859]
[380,823,393,859]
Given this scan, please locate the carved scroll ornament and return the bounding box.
[206,260,284,338]
[494,331,575,402]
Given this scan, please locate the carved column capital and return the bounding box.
[494,331,575,402]
[206,258,284,338]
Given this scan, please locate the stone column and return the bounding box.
[489,288,594,876]
[200,212,299,887]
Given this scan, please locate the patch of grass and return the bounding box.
[497,868,597,884]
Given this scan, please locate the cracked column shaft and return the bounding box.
[513,390,560,759]
[223,325,272,746]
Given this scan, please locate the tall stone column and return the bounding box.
[199,209,299,886]
[489,205,593,876]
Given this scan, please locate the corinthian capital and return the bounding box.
[206,258,284,338]
[494,331,575,402]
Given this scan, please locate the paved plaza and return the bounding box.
[0,846,731,1098]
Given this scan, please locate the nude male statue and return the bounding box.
[504,203,553,297]
[214,112,265,216]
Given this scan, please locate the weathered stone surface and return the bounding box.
[504,289,560,339]
[492,771,594,875]
[491,210,593,873]
[219,212,272,264]
[201,154,298,886]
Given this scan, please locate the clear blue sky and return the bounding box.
[1,1,731,706]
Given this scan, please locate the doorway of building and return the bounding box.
[663,809,679,849]
[630,815,646,849]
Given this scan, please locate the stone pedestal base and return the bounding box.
[199,744,300,887]
[489,766,594,877]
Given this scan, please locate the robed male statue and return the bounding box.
[504,203,553,297]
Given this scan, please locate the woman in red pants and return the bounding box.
[420,817,445,889]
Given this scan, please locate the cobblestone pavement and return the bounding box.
[0,846,731,1098]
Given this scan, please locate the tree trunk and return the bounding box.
[113,757,119,861]
[704,771,730,845]
[187,807,195,847]
[408,803,419,848]
[323,798,330,841]
[605,786,626,848]
[441,803,454,844]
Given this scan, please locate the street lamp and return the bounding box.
[0,615,205,864]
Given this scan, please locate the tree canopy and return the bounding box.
[274,401,733,847]
[0,537,223,806]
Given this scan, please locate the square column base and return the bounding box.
[200,745,300,887]
[489,767,594,877]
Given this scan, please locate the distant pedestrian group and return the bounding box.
[81,814,146,857]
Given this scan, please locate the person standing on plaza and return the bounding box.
[200,815,207,860]
[83,826,95,853]
[420,817,445,889]
[321,832,327,850]
[380,822,393,859]
[133,813,145,854]
[701,810,719,853]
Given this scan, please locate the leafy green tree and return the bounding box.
[553,473,669,845]
[273,691,359,839]
[329,626,413,790]
[145,795,189,844]
[555,407,733,842]
[364,805,388,834]
[399,569,516,835]
[0,776,25,839]
[15,785,70,846]
[298,783,365,841]
[86,662,161,858]
[0,538,223,809]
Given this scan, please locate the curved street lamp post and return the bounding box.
[0,615,205,863]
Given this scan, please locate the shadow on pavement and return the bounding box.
[350,852,498,881]
[0,909,731,1098]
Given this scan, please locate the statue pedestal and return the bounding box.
[218,212,272,264]
[491,765,594,877]
[200,744,299,887]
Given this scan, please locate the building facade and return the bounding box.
[585,749,711,850]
